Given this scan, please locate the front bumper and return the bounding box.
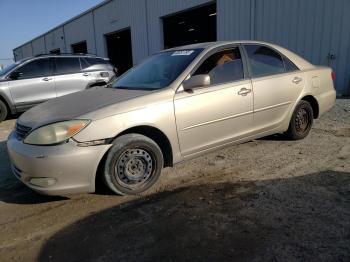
[7,132,111,195]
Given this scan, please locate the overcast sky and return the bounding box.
[0,0,103,67]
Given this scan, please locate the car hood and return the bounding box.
[17,87,150,129]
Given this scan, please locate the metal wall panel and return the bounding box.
[44,26,66,53]
[93,0,148,64]
[146,0,212,54]
[21,43,33,59]
[13,49,22,62]
[217,0,251,40]
[32,36,46,56]
[64,12,96,54]
[253,0,350,94]
[12,0,350,93]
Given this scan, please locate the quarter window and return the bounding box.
[80,57,110,71]
[194,47,244,85]
[11,59,51,80]
[55,57,81,75]
[245,45,285,77]
[284,57,299,72]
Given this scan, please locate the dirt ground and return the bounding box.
[0,100,349,262]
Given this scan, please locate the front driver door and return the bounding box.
[7,58,56,111]
[174,46,254,156]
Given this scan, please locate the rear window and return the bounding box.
[80,57,112,71]
[55,57,81,75]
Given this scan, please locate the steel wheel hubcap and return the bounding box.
[295,108,309,134]
[115,148,154,189]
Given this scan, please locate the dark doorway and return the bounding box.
[163,3,217,49]
[105,29,133,75]
[71,41,88,54]
[50,48,61,54]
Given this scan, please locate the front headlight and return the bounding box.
[24,120,90,145]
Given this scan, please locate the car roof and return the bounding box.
[34,54,108,58]
[164,40,285,51]
[17,54,110,64]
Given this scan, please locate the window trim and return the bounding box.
[182,44,248,90]
[242,43,300,79]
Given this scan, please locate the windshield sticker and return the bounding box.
[171,50,194,56]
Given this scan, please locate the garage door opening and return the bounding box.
[163,3,217,49]
[71,41,87,54]
[50,48,61,54]
[105,29,133,75]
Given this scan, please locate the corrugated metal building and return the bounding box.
[13,0,350,95]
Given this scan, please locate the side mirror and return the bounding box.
[182,74,210,91]
[8,71,22,80]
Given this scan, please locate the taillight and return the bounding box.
[331,71,335,81]
[100,72,109,78]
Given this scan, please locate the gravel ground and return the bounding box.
[0,100,349,262]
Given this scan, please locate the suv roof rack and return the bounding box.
[34,53,97,57]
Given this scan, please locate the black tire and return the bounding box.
[103,134,164,195]
[285,100,313,140]
[0,100,8,122]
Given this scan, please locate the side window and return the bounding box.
[245,45,285,77]
[55,57,81,75]
[193,47,244,85]
[284,57,299,72]
[12,59,51,80]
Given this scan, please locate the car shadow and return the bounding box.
[258,133,291,141]
[38,170,350,262]
[0,141,69,204]
[6,112,22,120]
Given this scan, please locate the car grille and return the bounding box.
[15,123,32,140]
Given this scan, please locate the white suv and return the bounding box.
[0,54,115,122]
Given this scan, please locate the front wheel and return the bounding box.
[285,100,313,140]
[0,100,8,122]
[103,134,164,195]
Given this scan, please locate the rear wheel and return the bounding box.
[285,100,313,140]
[103,134,164,195]
[0,100,8,122]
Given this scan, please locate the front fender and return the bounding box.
[0,82,16,114]
[73,100,183,163]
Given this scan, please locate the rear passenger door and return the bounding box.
[54,57,91,97]
[244,44,305,132]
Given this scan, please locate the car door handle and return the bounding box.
[42,77,53,81]
[292,77,303,84]
[83,73,90,77]
[238,88,252,96]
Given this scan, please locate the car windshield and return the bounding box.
[112,49,203,90]
[0,62,20,77]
